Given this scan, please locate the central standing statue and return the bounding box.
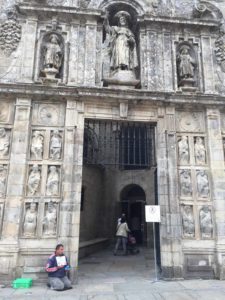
[104,11,138,72]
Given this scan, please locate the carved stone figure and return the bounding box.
[43,201,57,236]
[177,47,196,87]
[200,206,213,238]
[104,11,138,72]
[23,202,38,237]
[177,48,195,79]
[0,165,6,197]
[180,170,192,197]
[27,165,41,196]
[182,205,195,238]
[0,128,9,158]
[50,130,62,160]
[46,166,59,196]
[197,170,209,198]
[194,137,206,165]
[178,136,189,164]
[42,34,63,79]
[0,7,22,56]
[31,131,44,160]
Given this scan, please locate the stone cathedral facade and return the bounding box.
[0,0,225,281]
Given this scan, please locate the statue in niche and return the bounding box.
[182,205,195,238]
[0,165,6,197]
[41,34,63,80]
[197,170,209,198]
[177,46,196,87]
[194,137,206,165]
[43,201,57,236]
[178,136,189,164]
[0,128,9,158]
[23,202,38,237]
[180,170,192,197]
[27,165,41,196]
[46,166,59,196]
[50,130,62,160]
[103,10,139,87]
[200,206,213,239]
[31,131,44,160]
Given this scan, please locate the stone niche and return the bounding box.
[102,3,140,89]
[38,31,65,84]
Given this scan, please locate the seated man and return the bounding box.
[45,244,72,291]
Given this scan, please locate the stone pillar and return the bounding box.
[60,100,84,283]
[206,108,225,279]
[20,18,38,83]
[158,107,183,279]
[1,98,31,278]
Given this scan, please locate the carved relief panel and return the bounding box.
[0,128,11,160]
[0,165,8,198]
[199,206,213,239]
[177,109,213,240]
[22,102,65,238]
[182,205,195,238]
[21,200,59,238]
[176,111,205,133]
[0,202,4,236]
[0,101,15,124]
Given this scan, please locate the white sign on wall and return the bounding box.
[145,205,161,223]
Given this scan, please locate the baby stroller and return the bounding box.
[127,233,140,255]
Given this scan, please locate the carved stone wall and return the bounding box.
[0,0,225,282]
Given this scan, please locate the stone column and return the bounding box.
[1,98,31,278]
[157,107,183,279]
[60,100,84,283]
[206,108,225,279]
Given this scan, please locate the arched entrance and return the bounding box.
[120,184,146,244]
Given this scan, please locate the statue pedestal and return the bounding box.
[41,68,59,84]
[104,70,140,89]
[179,78,197,92]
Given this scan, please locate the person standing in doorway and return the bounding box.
[114,216,130,256]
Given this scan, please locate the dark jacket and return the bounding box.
[45,253,68,278]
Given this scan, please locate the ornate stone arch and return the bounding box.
[88,0,146,15]
[193,1,223,22]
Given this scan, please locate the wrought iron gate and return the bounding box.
[83,119,156,169]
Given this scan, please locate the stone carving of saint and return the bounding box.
[43,201,57,236]
[31,131,44,160]
[197,170,209,198]
[27,165,41,196]
[0,165,6,197]
[194,137,206,165]
[177,48,195,80]
[23,202,38,237]
[104,11,138,72]
[199,206,213,238]
[0,128,9,158]
[46,166,59,196]
[182,205,195,238]
[178,136,189,164]
[180,170,192,197]
[50,130,62,160]
[43,34,63,72]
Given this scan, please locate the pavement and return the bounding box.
[1,247,225,299]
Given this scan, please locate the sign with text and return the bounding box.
[145,205,161,223]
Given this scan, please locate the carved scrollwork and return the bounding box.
[0,7,21,57]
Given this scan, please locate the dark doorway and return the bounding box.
[121,185,146,245]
